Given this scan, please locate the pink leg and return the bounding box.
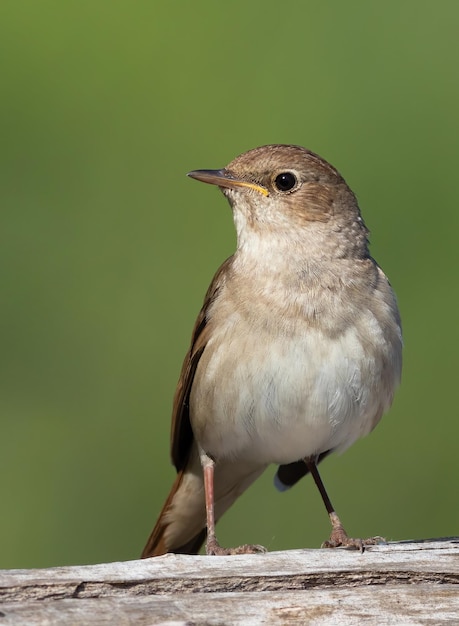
[201,451,266,556]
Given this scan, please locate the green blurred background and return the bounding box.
[1,1,458,569]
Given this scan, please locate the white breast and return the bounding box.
[190,307,400,465]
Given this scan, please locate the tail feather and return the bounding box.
[141,472,179,557]
[141,443,208,557]
[142,443,267,557]
[142,508,206,557]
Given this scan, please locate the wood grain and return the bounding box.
[1,538,458,624]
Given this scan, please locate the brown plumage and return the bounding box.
[142,145,402,557]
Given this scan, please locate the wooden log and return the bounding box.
[0,538,458,624]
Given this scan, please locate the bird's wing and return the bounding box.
[170,257,233,470]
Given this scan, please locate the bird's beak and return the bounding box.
[187,169,268,197]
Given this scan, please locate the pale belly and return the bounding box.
[190,315,398,465]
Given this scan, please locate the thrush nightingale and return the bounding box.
[142,144,402,557]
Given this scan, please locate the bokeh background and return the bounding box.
[1,1,458,569]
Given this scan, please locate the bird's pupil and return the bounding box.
[275,172,296,191]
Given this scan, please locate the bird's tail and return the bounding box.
[141,443,267,557]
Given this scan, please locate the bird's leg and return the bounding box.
[200,451,266,556]
[201,452,222,554]
[304,459,385,551]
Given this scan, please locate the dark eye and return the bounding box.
[274,172,297,192]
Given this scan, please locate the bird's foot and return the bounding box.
[322,529,385,551]
[206,536,266,556]
[322,512,385,552]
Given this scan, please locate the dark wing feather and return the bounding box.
[141,258,233,558]
[170,257,233,471]
[275,450,332,490]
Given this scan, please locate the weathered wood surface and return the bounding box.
[0,538,458,625]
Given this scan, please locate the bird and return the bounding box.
[141,144,402,557]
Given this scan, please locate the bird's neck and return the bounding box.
[227,224,377,337]
[234,221,370,284]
